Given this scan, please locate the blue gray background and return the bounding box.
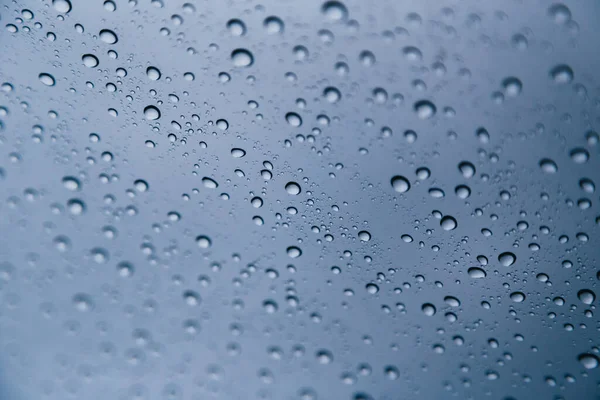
[0,0,599,399]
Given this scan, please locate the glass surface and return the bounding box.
[0,1,599,399]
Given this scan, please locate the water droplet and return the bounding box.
[458,161,476,178]
[444,296,460,307]
[455,185,471,199]
[468,267,486,279]
[216,119,229,130]
[264,16,284,34]
[39,73,55,86]
[366,283,379,294]
[285,182,301,195]
[196,235,212,249]
[414,100,436,119]
[287,246,302,258]
[144,105,161,120]
[316,349,333,364]
[146,66,161,80]
[510,291,525,302]
[263,300,278,313]
[422,303,436,316]
[202,177,218,189]
[539,158,558,173]
[440,216,457,231]
[577,289,595,305]
[548,3,571,25]
[321,1,348,22]
[323,86,341,103]
[67,199,86,215]
[550,64,574,83]
[117,262,134,277]
[359,50,376,66]
[62,176,80,191]
[498,252,516,267]
[391,176,410,193]
[231,49,254,67]
[73,293,94,312]
[52,0,72,13]
[231,148,246,158]
[578,353,599,369]
[502,77,522,96]
[82,54,99,68]
[183,290,201,306]
[570,148,589,164]
[579,178,595,193]
[285,113,302,128]
[358,230,371,242]
[99,29,118,44]
[222,17,246,35]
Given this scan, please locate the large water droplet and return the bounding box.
[144,105,161,120]
[323,86,341,103]
[231,49,254,67]
[358,230,371,242]
[502,77,522,96]
[285,182,301,195]
[202,177,218,189]
[468,267,486,279]
[99,29,118,44]
[498,252,516,267]
[321,1,348,22]
[539,158,558,173]
[285,112,302,127]
[146,66,161,80]
[510,291,525,302]
[82,54,99,68]
[570,148,589,164]
[391,176,410,193]
[52,0,72,13]
[422,303,436,316]
[458,161,476,178]
[39,73,55,86]
[414,100,436,119]
[578,353,599,369]
[550,64,574,83]
[287,246,302,258]
[577,289,595,305]
[440,216,457,231]
[196,235,212,249]
[264,16,284,34]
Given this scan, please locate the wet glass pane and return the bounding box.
[0,1,599,399]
